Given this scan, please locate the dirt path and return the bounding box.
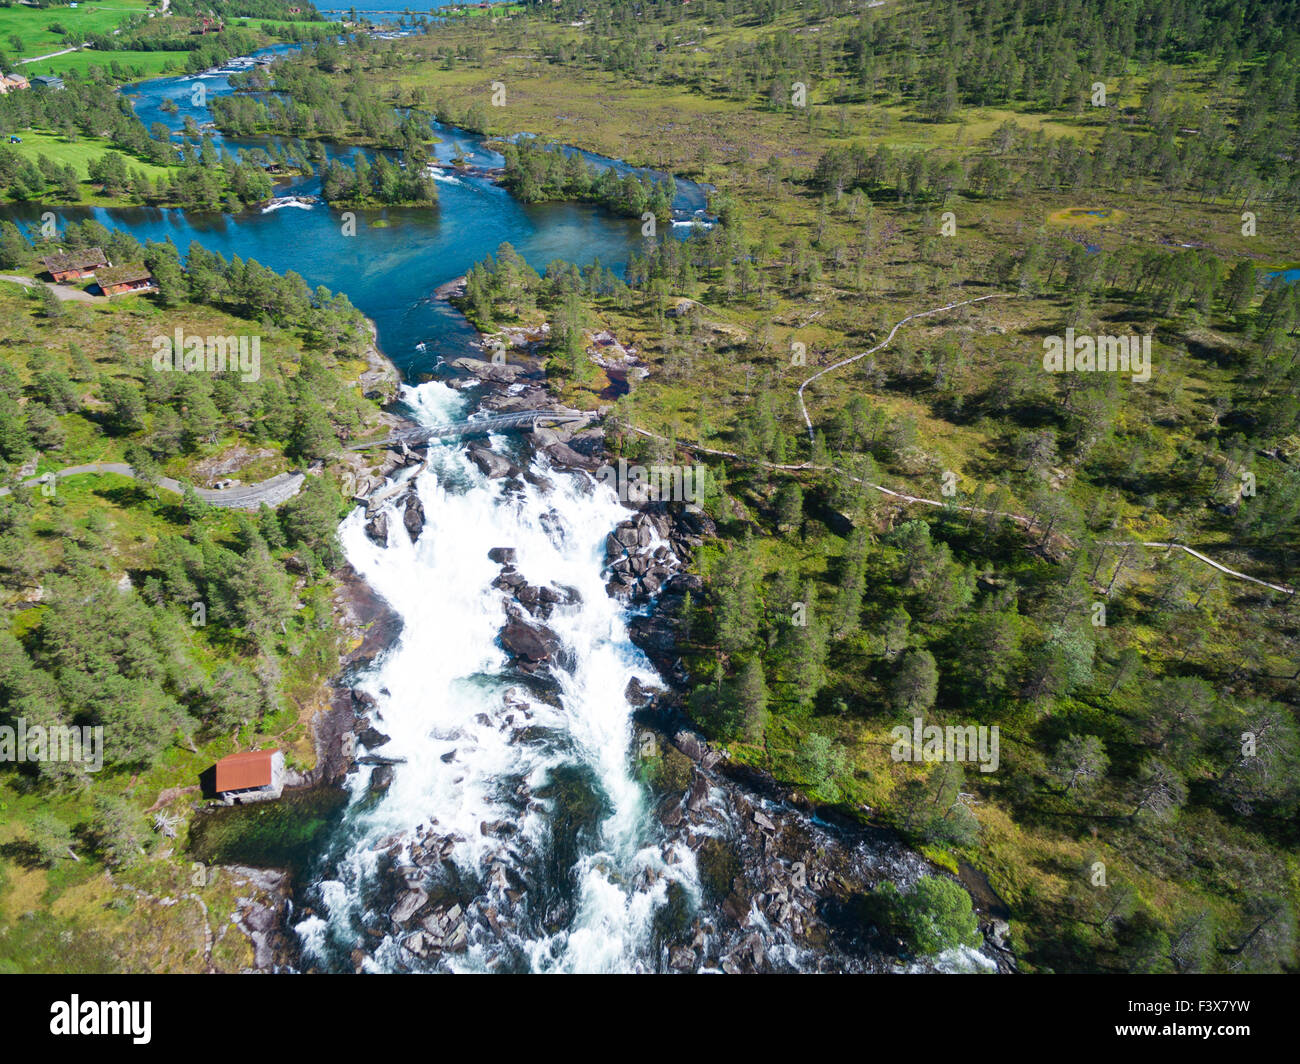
[631,425,1294,595]
[628,289,1295,596]
[796,291,1016,440]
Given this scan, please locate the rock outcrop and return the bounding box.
[402,493,425,543]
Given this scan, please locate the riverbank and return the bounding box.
[0,245,410,972]
[358,316,402,403]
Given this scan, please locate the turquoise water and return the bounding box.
[5,42,707,375]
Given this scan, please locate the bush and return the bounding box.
[880,876,982,957]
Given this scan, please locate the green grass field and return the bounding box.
[2,129,174,181]
[0,0,152,62]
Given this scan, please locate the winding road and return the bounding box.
[0,462,305,510]
[0,274,105,303]
[3,411,593,509]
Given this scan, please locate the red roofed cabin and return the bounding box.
[213,749,285,804]
[43,248,110,282]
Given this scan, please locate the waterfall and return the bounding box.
[295,381,698,972]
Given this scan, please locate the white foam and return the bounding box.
[300,380,698,972]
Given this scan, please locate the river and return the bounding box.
[6,41,711,376]
[2,35,996,974]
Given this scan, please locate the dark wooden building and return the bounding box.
[43,248,109,282]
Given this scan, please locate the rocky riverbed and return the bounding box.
[312,347,1016,974]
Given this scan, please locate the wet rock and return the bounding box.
[545,441,599,472]
[446,922,469,952]
[741,932,766,970]
[404,930,434,959]
[722,890,751,928]
[673,730,706,763]
[390,887,427,926]
[357,725,391,749]
[524,470,554,493]
[499,618,560,671]
[515,583,566,619]
[364,511,389,547]
[538,509,566,542]
[516,584,546,607]
[688,771,711,812]
[468,446,517,479]
[369,763,395,794]
[628,614,681,681]
[605,577,635,601]
[492,569,527,594]
[625,677,655,708]
[488,547,517,565]
[402,494,426,543]
[988,918,1011,949]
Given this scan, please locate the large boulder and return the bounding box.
[663,572,704,596]
[628,613,683,682]
[357,724,390,749]
[500,619,561,671]
[369,763,395,794]
[676,506,717,537]
[364,511,389,547]
[402,493,425,543]
[468,446,517,480]
[390,887,427,927]
[565,427,605,458]
[492,569,527,594]
[544,441,599,472]
[448,356,526,383]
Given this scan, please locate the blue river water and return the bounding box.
[5,40,710,376]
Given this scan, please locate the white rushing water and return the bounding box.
[297,381,698,972]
